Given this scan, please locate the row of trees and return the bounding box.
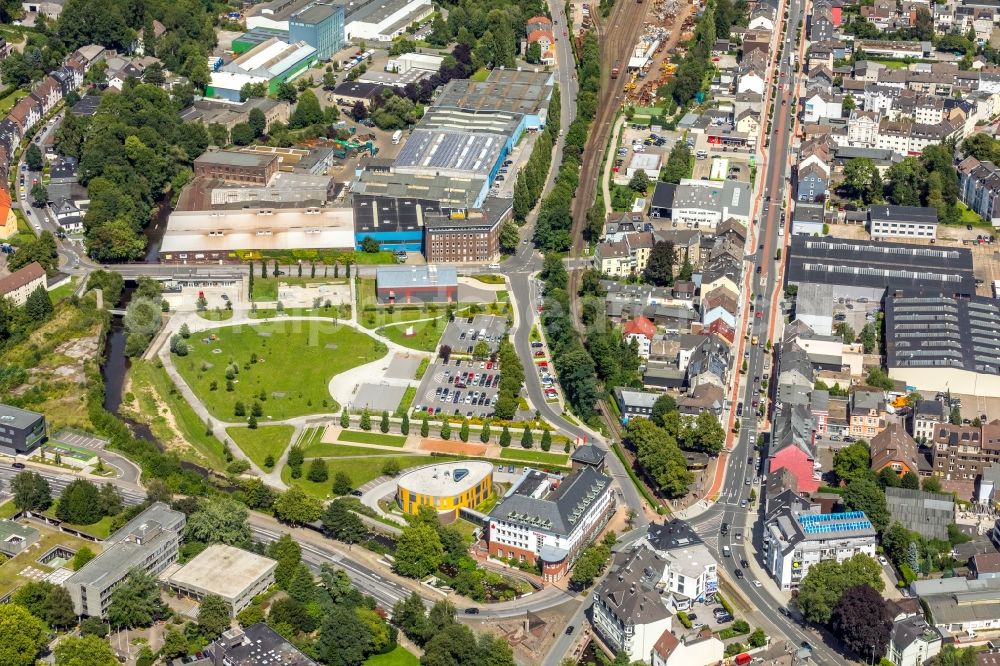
[533,31,601,251]
[513,85,561,223]
[392,596,515,666]
[493,339,524,420]
[12,471,122,526]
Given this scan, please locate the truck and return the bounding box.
[611,60,620,78]
[391,129,402,145]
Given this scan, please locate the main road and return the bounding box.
[683,0,849,661]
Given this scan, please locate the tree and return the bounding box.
[881,521,912,566]
[521,425,534,448]
[525,40,542,63]
[473,340,490,360]
[267,534,301,589]
[859,323,878,353]
[0,603,48,666]
[841,157,882,204]
[834,440,871,485]
[460,418,470,442]
[13,581,75,629]
[11,471,52,512]
[441,419,452,440]
[360,409,371,431]
[830,584,893,658]
[570,543,611,588]
[628,170,650,193]
[99,483,123,516]
[184,496,251,547]
[421,415,430,437]
[393,523,443,579]
[72,546,95,570]
[900,471,920,490]
[949,405,963,426]
[273,487,323,524]
[341,408,350,428]
[643,239,677,286]
[661,142,692,183]
[401,412,410,435]
[843,476,890,532]
[56,632,121,666]
[198,594,231,638]
[541,429,552,452]
[480,420,492,443]
[866,367,894,391]
[923,476,942,493]
[322,500,367,543]
[499,425,511,447]
[499,220,519,254]
[56,479,103,525]
[248,107,267,138]
[29,183,48,207]
[332,471,353,496]
[316,605,374,666]
[689,410,725,454]
[796,555,884,624]
[160,626,188,660]
[380,410,390,433]
[230,123,255,146]
[25,143,43,171]
[749,628,767,648]
[308,457,329,483]
[835,322,856,344]
[651,395,678,427]
[360,236,380,253]
[290,90,324,128]
[626,418,693,498]
[392,592,428,642]
[107,569,163,628]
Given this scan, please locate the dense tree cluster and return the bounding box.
[6,231,58,275]
[534,32,600,250]
[513,86,561,223]
[55,479,122,525]
[493,339,525,419]
[393,596,516,666]
[77,84,208,261]
[795,554,884,624]
[625,418,693,498]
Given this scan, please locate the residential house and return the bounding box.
[613,387,660,424]
[871,425,926,478]
[737,52,768,96]
[648,181,676,220]
[803,89,843,123]
[595,232,655,278]
[810,2,836,42]
[748,5,776,31]
[734,108,760,136]
[623,315,657,359]
[777,343,815,405]
[652,631,725,666]
[885,615,943,666]
[847,110,881,148]
[958,156,1000,226]
[910,400,947,443]
[592,547,674,663]
[931,422,1000,495]
[685,335,730,391]
[796,163,829,202]
[670,179,751,231]
[677,384,726,419]
[768,405,821,494]
[849,389,888,439]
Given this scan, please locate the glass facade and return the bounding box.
[290,4,344,61]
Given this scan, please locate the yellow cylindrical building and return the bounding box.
[396,461,494,517]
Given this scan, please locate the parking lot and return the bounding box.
[438,315,508,357]
[413,357,503,419]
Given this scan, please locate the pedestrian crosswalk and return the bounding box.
[692,511,724,551]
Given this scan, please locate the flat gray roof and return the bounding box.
[166,544,277,599]
[346,0,423,24]
[393,128,504,176]
[376,265,457,289]
[0,404,44,430]
[194,150,277,169]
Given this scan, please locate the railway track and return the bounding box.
[568,0,653,318]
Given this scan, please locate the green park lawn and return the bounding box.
[0,500,18,519]
[364,646,419,666]
[174,321,387,421]
[198,309,234,321]
[378,318,445,351]
[282,454,454,497]
[251,276,348,302]
[227,425,295,468]
[301,443,397,458]
[337,430,407,447]
[48,278,77,304]
[499,448,570,467]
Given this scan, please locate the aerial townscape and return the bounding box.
[2,0,1000,664]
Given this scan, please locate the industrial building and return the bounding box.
[343,0,433,42]
[785,236,977,300]
[385,52,443,75]
[435,68,554,131]
[423,206,504,263]
[65,503,185,617]
[374,265,457,304]
[884,294,1000,397]
[163,544,277,615]
[867,204,939,240]
[352,193,439,253]
[884,487,955,541]
[487,466,615,582]
[353,169,487,210]
[763,509,877,590]
[395,461,494,517]
[231,27,293,55]
[0,404,46,455]
[669,178,752,231]
[289,2,344,60]
[181,98,291,138]
[193,150,280,185]
[207,38,317,102]
[160,206,355,261]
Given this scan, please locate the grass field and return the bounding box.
[251,276,349,301]
[42,503,116,539]
[249,306,346,319]
[378,318,445,351]
[227,425,295,468]
[338,430,407,447]
[0,89,27,115]
[48,278,78,304]
[283,454,454,496]
[302,442,401,458]
[198,309,234,321]
[295,426,326,449]
[471,274,505,284]
[125,360,230,470]
[364,647,419,666]
[0,523,101,598]
[174,321,386,420]
[499,448,569,466]
[470,67,490,82]
[0,501,18,519]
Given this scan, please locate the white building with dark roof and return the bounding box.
[487,466,615,582]
[868,204,939,239]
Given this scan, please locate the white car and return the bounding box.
[878,555,888,566]
[751,580,762,588]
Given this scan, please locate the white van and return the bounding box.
[391,130,402,145]
[696,149,708,159]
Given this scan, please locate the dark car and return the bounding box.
[687,613,697,621]
[734,568,745,579]
[465,608,480,615]
[565,626,575,635]
[779,607,791,617]
[11,462,25,469]
[741,559,750,569]
[350,489,363,497]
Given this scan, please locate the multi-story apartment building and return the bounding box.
[931,422,1000,485]
[849,389,887,439]
[910,400,947,443]
[957,155,1000,226]
[488,467,615,582]
[763,509,877,590]
[594,232,654,278]
[64,503,185,617]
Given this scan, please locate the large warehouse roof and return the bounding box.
[352,193,443,234]
[436,69,553,115]
[419,107,522,136]
[884,294,1000,377]
[393,128,504,177]
[785,236,976,294]
[162,206,354,253]
[354,171,485,208]
[166,545,276,600]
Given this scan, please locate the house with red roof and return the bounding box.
[623,315,657,358]
[652,628,724,666]
[767,405,820,493]
[525,16,555,65]
[0,188,16,240]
